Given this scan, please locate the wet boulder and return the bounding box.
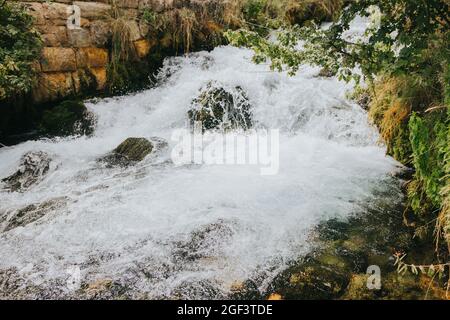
[316,68,335,78]
[40,100,96,136]
[1,151,51,192]
[100,137,154,167]
[1,197,67,232]
[188,81,252,131]
[266,253,351,300]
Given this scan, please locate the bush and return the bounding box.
[0,2,42,100]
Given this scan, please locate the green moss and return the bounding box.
[40,100,94,137]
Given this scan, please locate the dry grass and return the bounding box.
[269,0,344,23]
[178,8,198,53]
[106,0,138,91]
[222,0,245,27]
[369,75,436,145]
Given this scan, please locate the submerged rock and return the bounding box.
[188,81,252,131]
[79,279,130,300]
[172,219,235,263]
[100,137,154,167]
[1,197,68,232]
[340,272,441,300]
[316,68,335,78]
[1,151,51,192]
[40,100,96,137]
[267,254,351,300]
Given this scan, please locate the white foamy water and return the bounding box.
[0,33,401,298]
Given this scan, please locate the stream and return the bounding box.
[0,18,405,299]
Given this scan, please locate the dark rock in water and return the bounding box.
[188,81,252,131]
[267,254,351,300]
[1,197,67,232]
[40,100,96,137]
[228,279,264,300]
[79,279,130,300]
[100,137,154,167]
[392,166,414,180]
[341,272,431,300]
[316,68,335,78]
[171,279,225,300]
[172,219,234,263]
[1,151,51,192]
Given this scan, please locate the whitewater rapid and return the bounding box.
[0,41,402,298]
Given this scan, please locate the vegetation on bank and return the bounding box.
[226,0,450,291]
[105,0,347,94]
[0,1,42,101]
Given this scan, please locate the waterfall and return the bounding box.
[0,25,403,298]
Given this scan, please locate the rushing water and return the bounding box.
[0,22,403,298]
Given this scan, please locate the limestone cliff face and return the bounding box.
[12,0,223,103]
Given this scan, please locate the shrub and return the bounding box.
[0,2,42,100]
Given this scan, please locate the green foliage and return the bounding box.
[409,112,448,210]
[0,1,42,100]
[141,8,157,25]
[226,0,449,82]
[243,0,266,22]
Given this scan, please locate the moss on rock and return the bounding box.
[188,81,252,131]
[100,137,154,167]
[40,100,96,137]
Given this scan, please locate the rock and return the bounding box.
[23,2,46,25]
[41,2,71,25]
[76,48,109,68]
[267,293,283,300]
[79,279,129,299]
[71,69,97,94]
[188,81,252,131]
[267,257,351,300]
[1,151,51,192]
[101,137,154,167]
[37,26,69,47]
[67,28,93,47]
[341,272,441,300]
[40,48,77,72]
[113,138,153,162]
[317,68,335,78]
[172,220,234,263]
[73,2,112,20]
[89,67,107,90]
[340,274,378,300]
[134,39,153,58]
[40,100,96,137]
[89,20,111,46]
[32,72,76,103]
[228,279,263,300]
[2,197,68,232]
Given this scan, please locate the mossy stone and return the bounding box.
[113,138,153,162]
[40,100,95,137]
[100,137,154,167]
[188,82,252,131]
[267,255,351,300]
